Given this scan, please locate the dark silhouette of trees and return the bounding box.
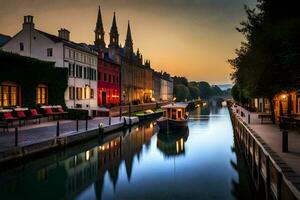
[229,0,300,121]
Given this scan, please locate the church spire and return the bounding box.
[94,6,105,49]
[109,12,119,47]
[125,21,133,56]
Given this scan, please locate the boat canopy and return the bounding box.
[161,103,188,120]
[161,103,188,109]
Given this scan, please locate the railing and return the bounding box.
[229,108,300,200]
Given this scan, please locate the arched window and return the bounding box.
[0,82,20,107]
[36,84,48,105]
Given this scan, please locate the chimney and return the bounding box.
[58,28,70,40]
[23,15,35,30]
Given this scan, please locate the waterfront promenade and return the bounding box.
[0,117,124,159]
[232,105,300,176]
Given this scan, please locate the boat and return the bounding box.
[135,109,163,121]
[123,116,139,126]
[156,103,189,132]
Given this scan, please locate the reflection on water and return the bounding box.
[157,129,189,157]
[0,106,255,200]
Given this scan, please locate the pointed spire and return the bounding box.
[94,5,105,49]
[111,12,118,34]
[109,12,119,47]
[126,21,132,44]
[125,20,133,57]
[96,6,104,32]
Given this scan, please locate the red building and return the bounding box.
[97,51,120,106]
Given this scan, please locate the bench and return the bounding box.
[258,113,272,124]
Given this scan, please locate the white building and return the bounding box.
[2,16,98,112]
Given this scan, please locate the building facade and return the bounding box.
[2,16,98,112]
[97,50,120,106]
[92,7,174,105]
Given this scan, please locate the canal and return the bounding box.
[0,106,256,200]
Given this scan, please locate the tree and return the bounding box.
[229,0,300,122]
[198,81,211,99]
[189,86,200,100]
[174,84,189,102]
[211,85,223,96]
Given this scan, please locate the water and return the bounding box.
[0,106,255,200]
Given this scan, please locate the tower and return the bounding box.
[109,12,119,48]
[124,21,133,58]
[94,6,106,49]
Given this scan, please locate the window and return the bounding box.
[0,82,19,107]
[113,76,115,83]
[91,89,94,99]
[47,48,53,57]
[87,68,90,79]
[109,75,111,83]
[84,67,87,79]
[68,63,73,77]
[98,72,101,81]
[76,87,82,100]
[79,66,83,78]
[69,87,75,100]
[116,76,119,84]
[72,64,75,77]
[36,84,48,105]
[20,43,24,51]
[104,73,107,82]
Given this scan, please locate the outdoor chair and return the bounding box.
[16,110,27,126]
[29,109,43,124]
[2,112,18,127]
[57,107,68,119]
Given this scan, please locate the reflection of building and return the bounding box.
[2,16,98,112]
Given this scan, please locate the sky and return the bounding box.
[0,0,256,84]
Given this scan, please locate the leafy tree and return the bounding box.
[189,86,200,100]
[229,0,300,122]
[174,84,190,102]
[198,81,211,99]
[173,76,189,87]
[211,85,223,96]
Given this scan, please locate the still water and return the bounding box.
[0,106,255,200]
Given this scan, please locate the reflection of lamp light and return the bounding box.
[282,94,287,100]
[85,150,90,161]
[150,123,153,128]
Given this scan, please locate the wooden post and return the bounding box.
[248,114,251,124]
[15,127,18,147]
[119,106,122,120]
[56,121,60,137]
[282,130,288,152]
[85,118,88,131]
[109,116,111,126]
[76,119,79,132]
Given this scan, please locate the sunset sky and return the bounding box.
[0,0,256,84]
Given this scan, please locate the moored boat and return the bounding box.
[156,103,189,132]
[135,109,163,121]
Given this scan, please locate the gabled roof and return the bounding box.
[37,30,97,56]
